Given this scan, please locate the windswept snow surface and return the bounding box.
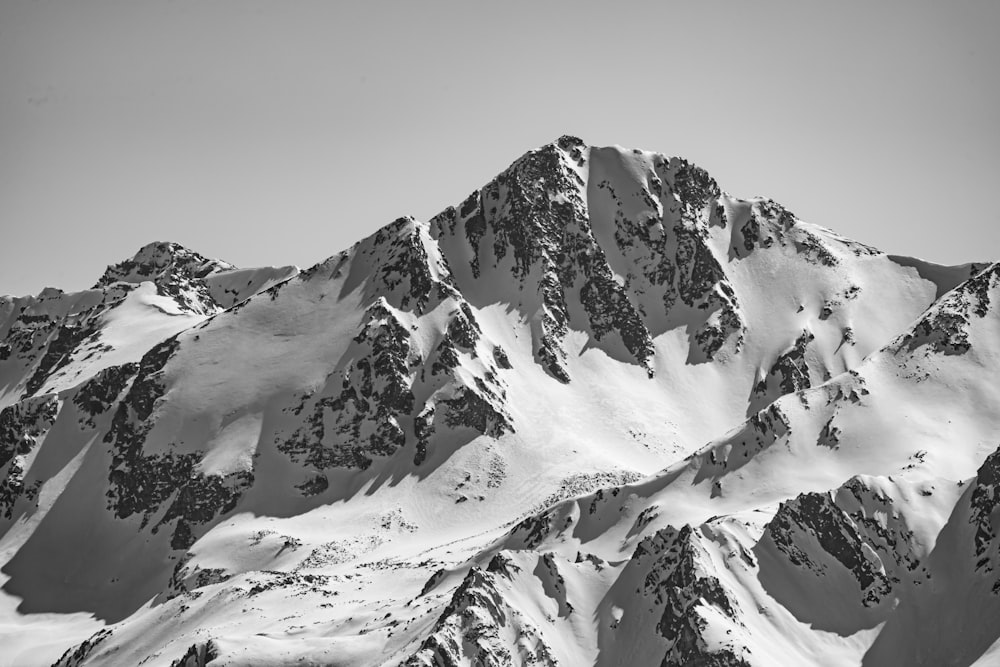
[1,138,997,666]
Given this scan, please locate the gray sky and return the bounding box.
[2,0,998,297]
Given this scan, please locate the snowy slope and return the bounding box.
[0,242,298,407]
[0,138,995,666]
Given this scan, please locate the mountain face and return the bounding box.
[0,138,997,667]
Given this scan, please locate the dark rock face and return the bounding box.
[793,229,840,267]
[591,152,747,363]
[431,139,656,379]
[694,403,791,474]
[95,242,228,287]
[73,363,138,429]
[166,552,231,599]
[430,138,756,377]
[579,269,655,371]
[766,477,920,607]
[970,445,1000,586]
[158,470,253,550]
[628,525,750,667]
[829,370,870,405]
[672,158,723,220]
[907,311,973,355]
[168,640,219,667]
[486,551,522,578]
[692,294,744,361]
[23,323,94,397]
[94,241,233,315]
[734,198,846,269]
[767,330,814,395]
[439,385,511,439]
[901,263,999,356]
[362,218,459,314]
[405,567,557,667]
[508,507,558,550]
[3,294,116,401]
[817,416,841,448]
[535,270,573,383]
[0,394,58,518]
[669,209,745,361]
[103,338,251,550]
[276,293,512,477]
[104,337,178,461]
[735,200,794,255]
[278,301,415,470]
[50,628,114,667]
[750,330,814,412]
[277,219,514,478]
[491,345,512,370]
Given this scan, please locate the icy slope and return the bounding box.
[0,137,994,666]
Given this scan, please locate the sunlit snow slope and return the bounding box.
[0,137,995,666]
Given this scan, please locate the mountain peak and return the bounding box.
[93,241,235,289]
[4,138,999,666]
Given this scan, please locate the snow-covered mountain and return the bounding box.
[0,137,996,666]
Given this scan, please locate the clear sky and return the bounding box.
[2,1,998,297]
